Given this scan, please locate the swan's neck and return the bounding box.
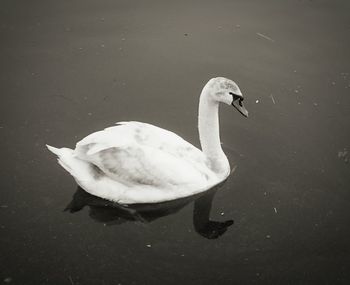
[198,87,229,175]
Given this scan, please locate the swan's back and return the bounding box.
[72,122,219,194]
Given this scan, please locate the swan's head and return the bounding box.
[205,77,248,117]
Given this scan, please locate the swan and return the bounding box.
[47,77,248,204]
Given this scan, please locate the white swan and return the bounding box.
[47,77,248,204]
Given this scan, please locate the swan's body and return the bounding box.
[47,77,248,204]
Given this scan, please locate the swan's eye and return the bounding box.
[229,92,242,102]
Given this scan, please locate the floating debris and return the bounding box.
[220,212,225,216]
[270,94,276,104]
[266,235,271,239]
[256,32,275,42]
[255,99,259,104]
[273,207,277,214]
[338,148,349,163]
[294,89,299,93]
[146,244,152,248]
[313,103,318,106]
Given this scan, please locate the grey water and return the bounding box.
[1,0,350,284]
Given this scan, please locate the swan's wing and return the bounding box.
[77,121,209,167]
[74,122,213,187]
[77,144,210,187]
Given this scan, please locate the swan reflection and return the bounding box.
[65,182,234,239]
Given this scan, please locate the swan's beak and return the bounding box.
[231,97,248,118]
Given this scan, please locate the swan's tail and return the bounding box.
[46,144,94,186]
[46,145,62,156]
[46,144,76,174]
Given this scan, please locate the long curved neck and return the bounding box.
[198,86,229,175]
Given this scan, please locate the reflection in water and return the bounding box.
[65,182,234,239]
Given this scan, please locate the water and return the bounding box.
[1,0,350,284]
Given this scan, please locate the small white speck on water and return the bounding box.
[274,207,277,213]
[101,44,105,48]
[121,38,126,41]
[88,112,92,116]
[146,244,152,248]
[293,70,297,73]
[331,81,336,85]
[270,94,276,104]
[298,102,301,105]
[294,89,299,93]
[4,277,12,283]
[255,99,259,104]
[220,212,225,216]
[266,235,271,239]
[313,103,318,106]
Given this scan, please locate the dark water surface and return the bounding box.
[1,0,350,284]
